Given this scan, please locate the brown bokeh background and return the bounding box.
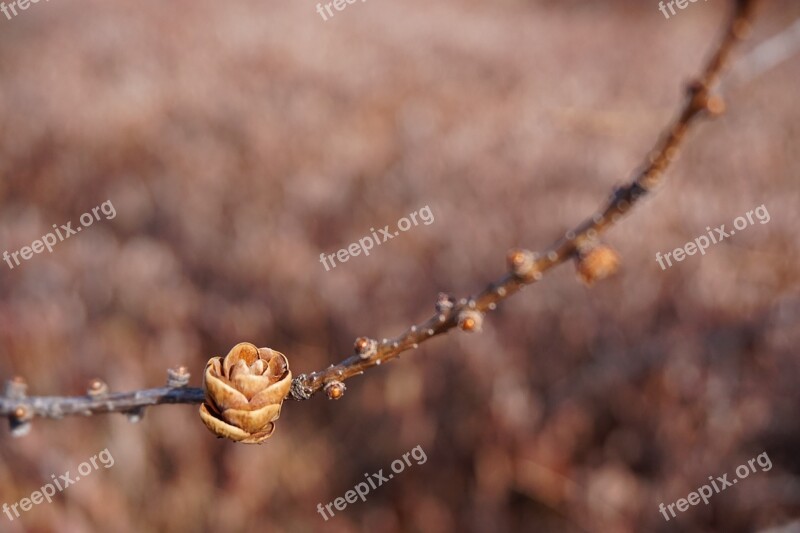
[0,1,798,532]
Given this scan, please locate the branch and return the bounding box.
[0,370,204,436]
[0,0,763,435]
[288,0,763,400]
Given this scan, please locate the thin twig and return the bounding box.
[0,0,763,432]
[0,370,202,435]
[288,0,762,400]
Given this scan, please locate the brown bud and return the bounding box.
[575,244,620,286]
[354,337,378,360]
[435,293,455,314]
[87,379,109,398]
[5,377,27,400]
[354,337,368,352]
[706,95,726,116]
[507,248,536,279]
[458,310,484,332]
[10,404,32,437]
[199,342,292,444]
[166,366,190,388]
[324,380,346,400]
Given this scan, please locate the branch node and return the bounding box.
[687,80,713,113]
[290,374,313,401]
[630,181,649,200]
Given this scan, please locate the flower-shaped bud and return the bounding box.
[575,244,620,286]
[199,342,292,444]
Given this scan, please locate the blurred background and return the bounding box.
[0,0,798,531]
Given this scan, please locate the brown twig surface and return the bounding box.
[0,0,763,432]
